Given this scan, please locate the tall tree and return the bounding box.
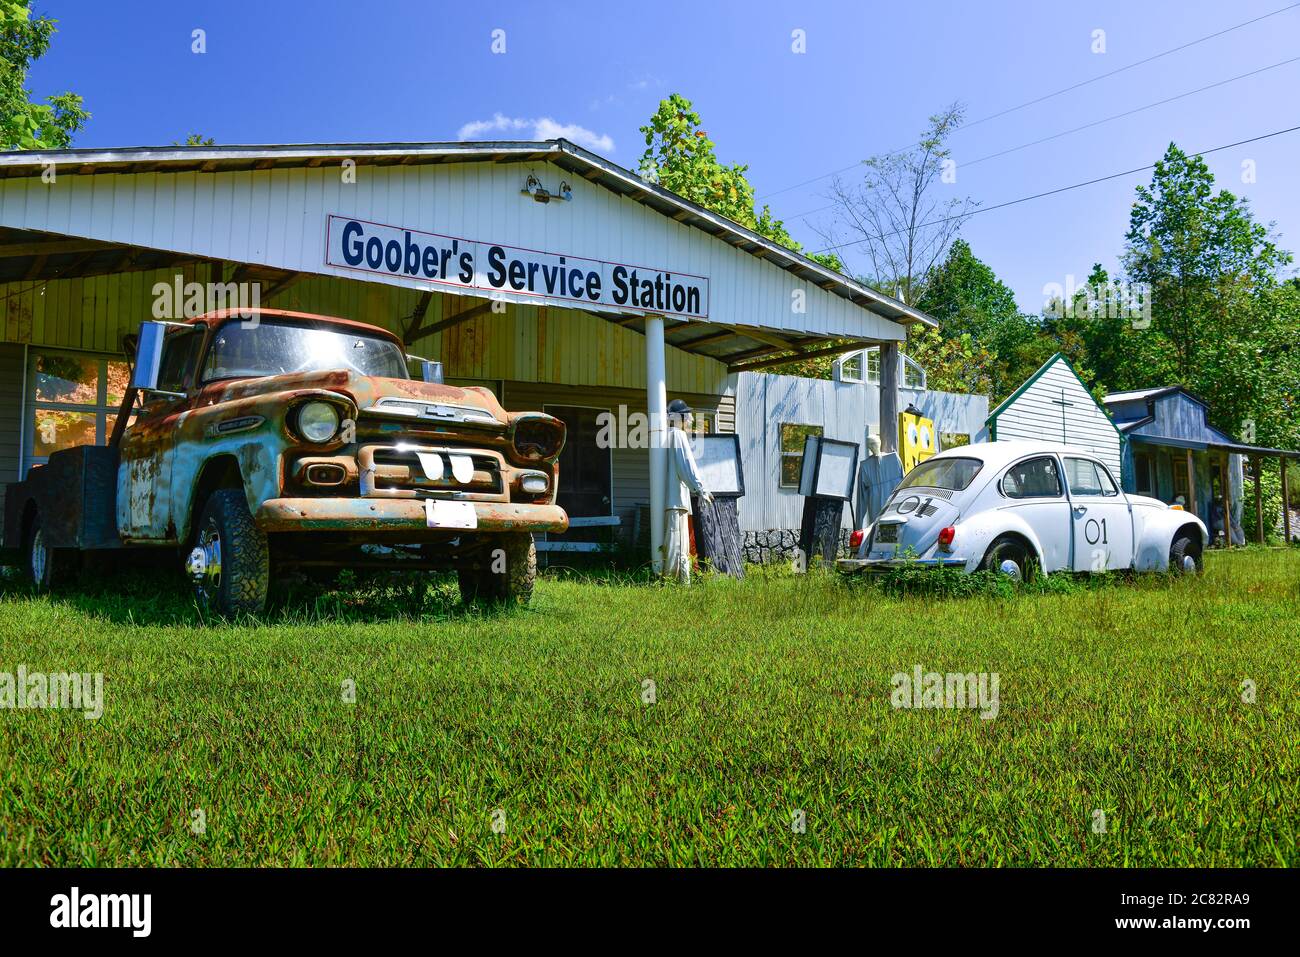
[818,105,977,304]
[0,1,88,149]
[638,94,843,272]
[1123,143,1289,385]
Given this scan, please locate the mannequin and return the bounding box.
[856,432,905,525]
[662,398,712,583]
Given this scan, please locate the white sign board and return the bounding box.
[326,214,710,320]
[689,434,745,497]
[799,436,858,500]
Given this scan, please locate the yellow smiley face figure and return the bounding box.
[900,410,937,473]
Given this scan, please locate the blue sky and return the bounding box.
[27,0,1300,312]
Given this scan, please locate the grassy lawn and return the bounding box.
[0,549,1295,867]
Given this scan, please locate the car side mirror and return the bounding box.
[408,355,443,384]
[131,321,167,390]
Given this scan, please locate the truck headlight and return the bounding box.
[296,401,340,443]
[520,472,549,494]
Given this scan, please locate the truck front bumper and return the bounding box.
[254,498,569,534]
[836,556,968,574]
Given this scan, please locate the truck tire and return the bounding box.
[1169,532,1203,575]
[188,488,270,616]
[24,510,77,590]
[458,533,536,606]
[979,535,1035,583]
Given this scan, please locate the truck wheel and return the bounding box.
[24,511,76,590]
[1169,532,1203,575]
[979,536,1034,583]
[458,533,536,606]
[187,488,269,616]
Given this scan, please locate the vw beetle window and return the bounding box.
[897,456,982,492]
[1063,457,1105,496]
[1001,456,1062,499]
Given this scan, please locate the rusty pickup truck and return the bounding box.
[2,308,568,615]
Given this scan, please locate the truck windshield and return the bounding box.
[200,320,408,382]
[898,456,983,492]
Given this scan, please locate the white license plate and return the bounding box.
[876,523,900,544]
[425,499,478,529]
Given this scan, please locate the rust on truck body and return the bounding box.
[8,307,566,560]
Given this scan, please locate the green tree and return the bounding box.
[1122,143,1295,448]
[0,1,88,149]
[175,133,215,146]
[638,94,843,273]
[1124,143,1290,384]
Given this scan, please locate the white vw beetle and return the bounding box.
[838,440,1208,581]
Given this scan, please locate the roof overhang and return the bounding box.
[0,139,937,333]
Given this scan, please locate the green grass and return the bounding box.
[0,549,1296,866]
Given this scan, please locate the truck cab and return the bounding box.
[3,308,568,614]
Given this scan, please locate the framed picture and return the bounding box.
[689,432,746,497]
[798,435,859,501]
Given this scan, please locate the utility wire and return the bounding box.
[757,2,1300,201]
[807,124,1300,256]
[784,55,1300,222]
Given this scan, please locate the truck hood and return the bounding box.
[198,369,509,424]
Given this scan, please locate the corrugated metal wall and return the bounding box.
[735,371,989,532]
[990,358,1122,478]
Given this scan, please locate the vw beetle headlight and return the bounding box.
[296,401,340,443]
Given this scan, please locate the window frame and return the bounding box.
[999,454,1065,500]
[779,422,823,489]
[25,348,134,477]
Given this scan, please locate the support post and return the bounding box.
[879,340,900,455]
[1281,456,1292,545]
[1185,449,1196,517]
[1252,456,1264,544]
[1221,455,1233,549]
[645,315,668,574]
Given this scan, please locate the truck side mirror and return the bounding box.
[131,321,168,391]
[407,355,443,384]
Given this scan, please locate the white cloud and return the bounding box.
[456,113,614,153]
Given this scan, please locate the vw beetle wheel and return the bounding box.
[980,536,1033,584]
[1169,532,1203,576]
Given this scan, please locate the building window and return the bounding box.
[27,351,133,475]
[838,352,864,384]
[1135,452,1153,494]
[940,431,970,449]
[903,355,926,390]
[856,347,924,387]
[780,423,822,488]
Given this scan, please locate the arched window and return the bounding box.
[834,348,925,389]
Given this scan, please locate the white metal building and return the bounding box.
[0,139,935,565]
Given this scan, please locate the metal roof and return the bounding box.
[0,138,937,331]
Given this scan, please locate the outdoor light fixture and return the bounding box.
[521,174,572,204]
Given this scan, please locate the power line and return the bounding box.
[782,55,1300,223]
[807,124,1300,257]
[757,2,1300,201]
[961,55,1300,170]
